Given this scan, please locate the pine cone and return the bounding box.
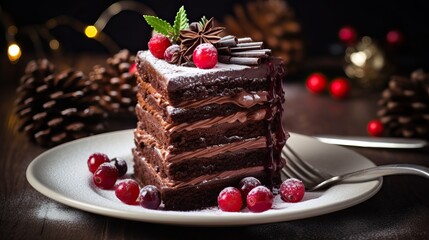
[223,0,304,73]
[89,49,137,117]
[15,59,107,147]
[377,69,429,139]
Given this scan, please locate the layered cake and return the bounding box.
[133,9,288,210]
[132,50,287,210]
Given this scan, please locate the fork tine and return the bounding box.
[281,148,322,187]
[282,144,331,189]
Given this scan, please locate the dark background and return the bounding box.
[2,0,429,76]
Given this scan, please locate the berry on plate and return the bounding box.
[139,185,161,210]
[111,157,127,177]
[93,163,118,189]
[279,178,305,203]
[246,186,273,213]
[367,119,384,137]
[218,187,243,212]
[87,153,110,173]
[115,179,140,205]
[238,177,261,201]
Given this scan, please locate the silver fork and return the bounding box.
[281,144,429,191]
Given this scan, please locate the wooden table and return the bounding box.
[1,56,428,239]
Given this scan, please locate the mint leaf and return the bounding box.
[143,15,174,38]
[173,6,189,40]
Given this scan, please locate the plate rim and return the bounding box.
[26,130,382,226]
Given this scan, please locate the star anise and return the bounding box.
[179,17,224,62]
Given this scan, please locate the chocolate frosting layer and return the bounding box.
[136,50,279,105]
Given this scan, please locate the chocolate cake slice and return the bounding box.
[133,50,287,211]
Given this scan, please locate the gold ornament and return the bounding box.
[344,36,393,90]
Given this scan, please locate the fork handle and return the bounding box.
[340,164,429,183]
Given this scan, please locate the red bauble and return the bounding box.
[306,73,328,94]
[367,119,384,137]
[338,26,357,45]
[386,29,403,46]
[129,63,137,74]
[329,78,350,99]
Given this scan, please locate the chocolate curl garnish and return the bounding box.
[218,55,261,65]
[216,35,271,66]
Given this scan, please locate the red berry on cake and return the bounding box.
[306,73,328,94]
[238,177,261,200]
[192,43,218,69]
[115,179,140,205]
[246,186,273,212]
[367,119,384,137]
[110,157,127,177]
[87,153,110,173]
[93,163,118,189]
[164,44,180,63]
[217,187,243,212]
[148,34,172,59]
[329,77,350,99]
[139,185,161,210]
[279,178,305,203]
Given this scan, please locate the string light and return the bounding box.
[7,43,22,62]
[1,1,156,63]
[84,25,98,38]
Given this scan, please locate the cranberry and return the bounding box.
[279,178,305,203]
[148,34,171,59]
[115,179,140,205]
[93,163,118,189]
[238,177,261,200]
[87,153,110,173]
[367,119,384,137]
[306,73,328,94]
[246,186,273,212]
[192,43,218,69]
[217,187,243,212]
[111,157,127,177]
[329,77,350,99]
[164,44,180,63]
[139,185,161,210]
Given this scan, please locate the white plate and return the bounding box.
[26,130,382,226]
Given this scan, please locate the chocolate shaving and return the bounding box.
[218,55,261,65]
[215,35,271,66]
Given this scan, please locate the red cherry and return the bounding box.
[115,179,140,205]
[193,43,218,69]
[246,186,273,213]
[217,187,243,212]
[386,29,403,46]
[279,178,305,203]
[329,78,350,99]
[93,163,118,189]
[367,119,384,137]
[306,73,328,94]
[338,26,357,45]
[87,153,110,173]
[148,34,171,59]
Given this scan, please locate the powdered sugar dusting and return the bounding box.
[138,50,250,79]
